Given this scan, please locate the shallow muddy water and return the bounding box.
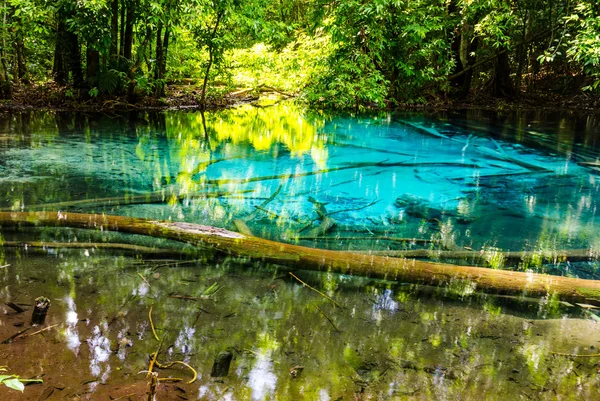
[1,105,600,399]
[1,247,600,400]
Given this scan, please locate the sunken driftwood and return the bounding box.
[233,184,283,236]
[2,212,600,304]
[211,351,233,377]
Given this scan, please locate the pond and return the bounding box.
[1,104,600,400]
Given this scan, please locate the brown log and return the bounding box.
[353,249,599,264]
[1,212,600,304]
[0,240,191,257]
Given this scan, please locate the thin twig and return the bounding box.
[155,360,198,383]
[149,306,160,341]
[314,305,340,332]
[138,272,152,287]
[147,336,165,378]
[1,327,31,344]
[20,323,60,338]
[289,272,343,309]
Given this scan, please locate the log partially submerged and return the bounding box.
[2,211,600,304]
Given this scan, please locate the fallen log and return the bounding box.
[353,249,599,264]
[0,240,192,257]
[2,211,600,304]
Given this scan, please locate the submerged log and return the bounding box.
[211,351,233,377]
[2,212,600,304]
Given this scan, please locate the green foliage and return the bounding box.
[230,32,327,92]
[97,69,122,94]
[1,0,599,106]
[0,375,25,392]
[305,48,389,110]
[0,367,42,392]
[564,2,600,91]
[303,0,454,108]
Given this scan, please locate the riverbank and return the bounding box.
[1,82,599,115]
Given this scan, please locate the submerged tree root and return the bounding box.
[2,211,600,304]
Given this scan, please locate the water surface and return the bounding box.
[1,105,600,400]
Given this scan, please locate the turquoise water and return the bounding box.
[1,105,600,276]
[2,105,600,400]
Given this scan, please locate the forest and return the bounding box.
[0,0,599,110]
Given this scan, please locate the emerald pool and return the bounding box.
[1,104,600,400]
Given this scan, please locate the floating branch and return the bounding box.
[2,212,600,304]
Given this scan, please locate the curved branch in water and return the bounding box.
[1,211,600,305]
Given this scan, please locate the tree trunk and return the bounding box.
[2,211,600,305]
[53,18,68,85]
[86,47,100,84]
[449,19,476,100]
[155,25,170,97]
[154,24,163,80]
[14,31,27,84]
[67,28,84,88]
[161,26,170,78]
[123,0,136,60]
[200,12,223,110]
[127,26,151,103]
[0,58,11,98]
[110,0,119,58]
[490,47,515,98]
[119,0,125,58]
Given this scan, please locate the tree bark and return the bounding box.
[68,28,84,88]
[154,24,163,80]
[86,47,100,84]
[110,0,119,58]
[449,20,477,100]
[2,211,600,305]
[53,18,68,85]
[491,47,515,98]
[0,53,10,98]
[123,0,136,61]
[154,24,170,97]
[119,0,126,58]
[14,31,27,84]
[200,11,223,110]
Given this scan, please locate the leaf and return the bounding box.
[3,378,25,392]
[0,374,12,381]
